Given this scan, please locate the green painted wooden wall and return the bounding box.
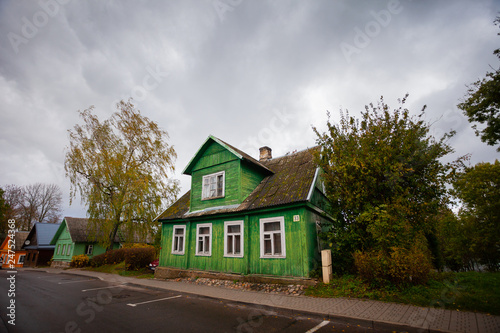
[240,161,268,201]
[189,141,268,212]
[160,205,321,278]
[52,222,118,262]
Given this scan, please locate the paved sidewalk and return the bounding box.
[26,268,500,333]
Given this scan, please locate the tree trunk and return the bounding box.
[107,222,120,251]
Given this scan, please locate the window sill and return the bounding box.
[172,252,185,256]
[195,253,212,257]
[223,254,244,258]
[201,196,225,201]
[260,255,286,259]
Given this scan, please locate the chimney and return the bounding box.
[259,146,272,161]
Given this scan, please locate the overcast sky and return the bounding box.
[1,0,499,219]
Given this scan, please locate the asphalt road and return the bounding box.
[0,269,386,333]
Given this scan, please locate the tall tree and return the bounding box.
[313,96,462,274]
[0,188,11,235]
[2,183,62,230]
[65,100,179,250]
[25,183,63,224]
[458,16,500,151]
[451,160,500,271]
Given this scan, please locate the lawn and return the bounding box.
[305,271,500,316]
[83,262,155,279]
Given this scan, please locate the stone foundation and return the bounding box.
[50,260,71,269]
[154,267,317,286]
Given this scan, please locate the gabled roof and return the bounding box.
[22,222,61,250]
[1,231,29,251]
[183,135,273,175]
[158,145,321,221]
[51,217,121,244]
[50,217,153,245]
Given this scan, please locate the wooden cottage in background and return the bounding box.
[22,222,61,267]
[156,135,333,279]
[0,231,29,269]
[50,217,120,268]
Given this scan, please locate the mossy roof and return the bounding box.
[158,145,320,221]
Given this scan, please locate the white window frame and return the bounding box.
[224,221,244,258]
[62,244,66,256]
[195,223,212,256]
[57,244,61,255]
[201,171,225,200]
[85,244,93,255]
[66,244,71,256]
[171,225,186,255]
[260,216,286,258]
[18,255,26,264]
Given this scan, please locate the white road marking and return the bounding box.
[127,295,182,307]
[305,320,330,333]
[58,279,94,284]
[82,285,126,292]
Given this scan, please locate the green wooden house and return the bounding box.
[50,217,120,268]
[156,135,333,279]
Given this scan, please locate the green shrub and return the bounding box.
[89,248,128,267]
[89,253,107,267]
[354,245,432,287]
[71,254,89,268]
[124,246,155,271]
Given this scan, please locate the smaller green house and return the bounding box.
[50,217,120,268]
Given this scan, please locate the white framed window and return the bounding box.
[260,217,286,258]
[18,255,26,264]
[202,171,225,200]
[171,225,186,255]
[85,244,93,255]
[195,223,212,256]
[66,244,71,256]
[224,221,244,258]
[62,244,66,255]
[57,244,61,255]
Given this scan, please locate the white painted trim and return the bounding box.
[306,167,320,202]
[171,225,186,255]
[259,216,286,259]
[85,244,93,255]
[195,223,212,256]
[184,204,239,217]
[18,254,26,264]
[201,171,225,200]
[223,220,244,258]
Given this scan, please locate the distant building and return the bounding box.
[0,231,29,269]
[22,222,61,267]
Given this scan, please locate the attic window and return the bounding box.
[202,171,225,200]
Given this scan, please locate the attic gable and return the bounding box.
[183,135,272,175]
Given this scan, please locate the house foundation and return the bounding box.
[154,266,317,286]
